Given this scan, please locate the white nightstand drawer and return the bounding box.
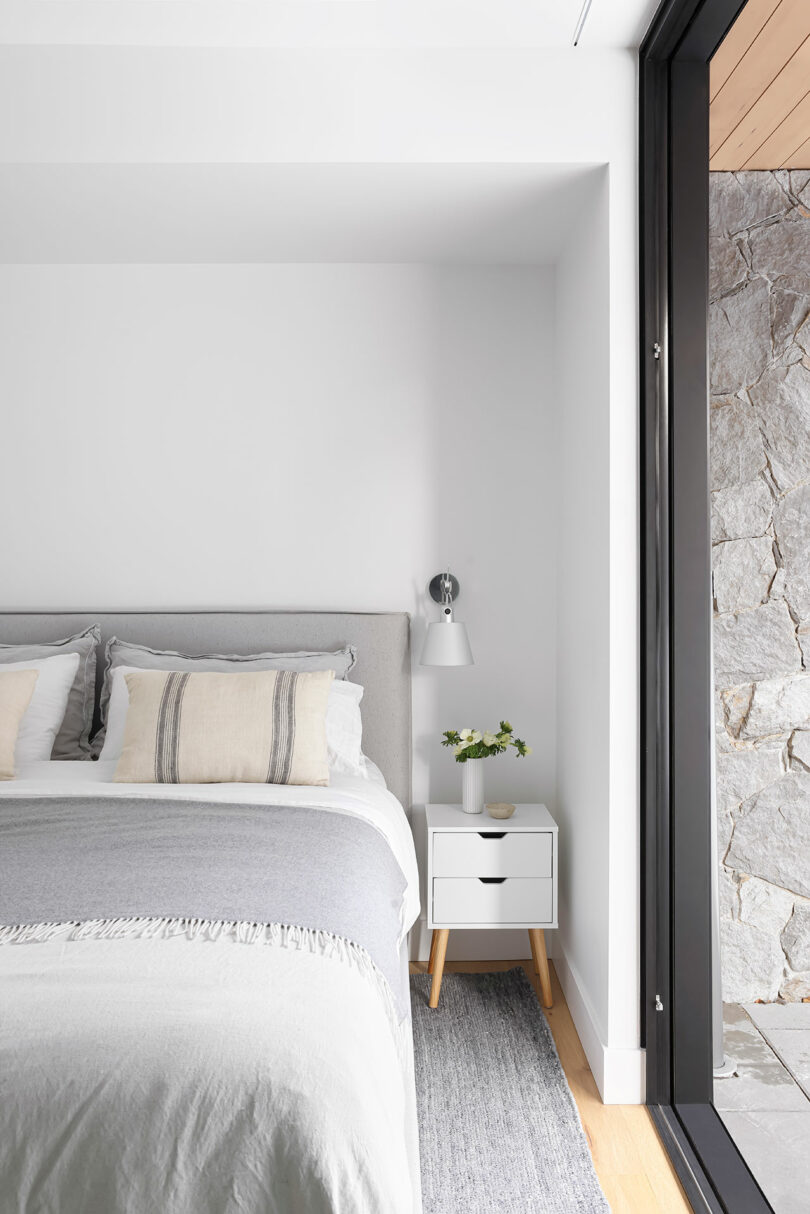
[432,830,552,878]
[433,877,553,924]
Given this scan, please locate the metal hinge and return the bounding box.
[655,994,664,1012]
[653,342,661,360]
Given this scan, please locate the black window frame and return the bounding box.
[641,1,775,1209]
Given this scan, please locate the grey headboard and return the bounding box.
[0,611,412,807]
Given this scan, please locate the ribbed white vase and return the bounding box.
[461,758,485,814]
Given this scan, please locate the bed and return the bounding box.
[0,611,420,1214]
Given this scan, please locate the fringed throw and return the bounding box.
[0,916,408,1062]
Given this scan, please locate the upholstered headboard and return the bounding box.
[0,611,412,807]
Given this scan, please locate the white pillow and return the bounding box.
[97,665,156,761]
[99,665,368,778]
[360,756,387,788]
[327,679,364,777]
[1,652,80,762]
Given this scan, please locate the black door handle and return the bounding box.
[479,877,506,884]
[478,832,506,839]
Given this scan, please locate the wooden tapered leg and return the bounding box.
[427,930,438,974]
[528,928,553,1009]
[428,929,450,1008]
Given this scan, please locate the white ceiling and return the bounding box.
[0,1,661,50]
[0,163,599,264]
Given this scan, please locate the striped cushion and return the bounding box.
[113,669,334,785]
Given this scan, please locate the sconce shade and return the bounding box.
[420,619,474,666]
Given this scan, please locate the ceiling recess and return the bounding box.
[710,0,810,170]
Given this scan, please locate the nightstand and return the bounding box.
[425,802,558,1010]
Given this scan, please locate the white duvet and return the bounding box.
[0,764,422,1214]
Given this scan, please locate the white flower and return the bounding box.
[469,730,482,744]
[482,732,498,747]
[454,745,465,757]
[459,728,473,741]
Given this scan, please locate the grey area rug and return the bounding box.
[411,968,609,1213]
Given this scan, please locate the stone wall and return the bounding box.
[711,171,810,1003]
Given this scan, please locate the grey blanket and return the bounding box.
[0,795,409,1019]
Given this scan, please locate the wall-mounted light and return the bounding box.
[419,569,474,666]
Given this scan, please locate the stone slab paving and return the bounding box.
[714,1004,808,1111]
[759,1031,810,1099]
[717,1112,810,1214]
[745,1002,810,1031]
[715,1004,810,1212]
[745,1002,810,1102]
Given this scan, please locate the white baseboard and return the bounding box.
[554,946,645,1105]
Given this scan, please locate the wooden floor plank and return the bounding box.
[410,956,693,1213]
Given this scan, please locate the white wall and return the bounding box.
[555,170,611,1057]
[0,46,634,168]
[554,169,642,1101]
[0,262,556,812]
[0,42,642,1100]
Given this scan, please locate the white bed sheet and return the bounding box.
[1,763,423,1213]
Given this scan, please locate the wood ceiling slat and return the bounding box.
[709,0,810,157]
[744,89,810,167]
[710,0,782,101]
[781,134,810,169]
[711,33,810,168]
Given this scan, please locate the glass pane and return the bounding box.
[709,49,810,1207]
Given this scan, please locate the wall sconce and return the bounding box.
[420,569,474,666]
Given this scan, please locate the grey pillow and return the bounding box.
[0,625,100,760]
[94,636,357,753]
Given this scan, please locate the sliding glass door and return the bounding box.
[640,1,775,1208]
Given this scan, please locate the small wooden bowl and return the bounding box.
[486,802,516,820]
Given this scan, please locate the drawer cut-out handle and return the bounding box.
[478,877,506,884]
[478,832,506,839]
